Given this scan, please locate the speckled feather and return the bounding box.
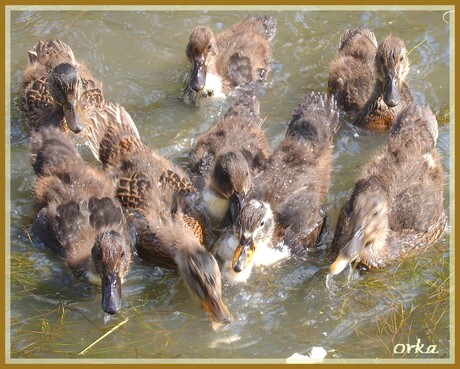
[20,39,105,132]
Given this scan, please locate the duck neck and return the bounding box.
[40,104,66,130]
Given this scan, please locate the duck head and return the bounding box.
[329,184,389,275]
[232,199,275,274]
[211,151,252,223]
[48,63,85,133]
[175,245,232,324]
[186,26,218,92]
[375,35,410,108]
[92,229,133,315]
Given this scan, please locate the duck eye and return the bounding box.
[260,220,265,227]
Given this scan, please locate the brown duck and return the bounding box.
[328,28,412,131]
[20,39,104,133]
[30,127,134,315]
[184,15,276,105]
[85,102,232,323]
[224,93,340,282]
[329,102,447,275]
[190,89,270,224]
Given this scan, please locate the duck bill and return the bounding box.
[202,294,233,324]
[232,235,254,273]
[329,226,365,275]
[101,272,122,315]
[229,192,245,225]
[383,74,400,107]
[190,59,206,92]
[64,98,85,133]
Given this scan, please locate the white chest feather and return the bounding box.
[203,72,225,98]
[253,242,291,266]
[202,188,229,222]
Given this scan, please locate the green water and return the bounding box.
[7,7,453,362]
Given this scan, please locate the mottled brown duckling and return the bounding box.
[20,39,104,133]
[30,127,133,315]
[329,29,412,131]
[329,103,446,275]
[222,93,340,282]
[85,102,232,324]
[189,90,270,224]
[184,15,277,105]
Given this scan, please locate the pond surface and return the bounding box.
[7,6,453,363]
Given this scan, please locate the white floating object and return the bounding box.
[286,347,327,363]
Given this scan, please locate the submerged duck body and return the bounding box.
[329,103,446,275]
[190,90,270,223]
[329,28,412,131]
[223,92,340,282]
[20,39,104,133]
[30,127,133,315]
[185,15,277,105]
[85,102,232,324]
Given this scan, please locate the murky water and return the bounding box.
[7,7,453,362]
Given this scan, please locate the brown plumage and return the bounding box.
[20,40,104,133]
[328,29,412,131]
[329,103,446,275]
[190,90,270,224]
[184,15,276,105]
[30,127,134,315]
[328,27,378,117]
[227,92,340,280]
[85,102,232,323]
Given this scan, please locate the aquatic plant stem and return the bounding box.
[78,317,129,356]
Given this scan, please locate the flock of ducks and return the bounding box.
[19,15,447,325]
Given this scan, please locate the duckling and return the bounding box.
[328,27,378,118]
[329,103,446,275]
[30,127,133,315]
[329,29,412,131]
[20,39,104,133]
[85,102,232,324]
[189,89,270,224]
[184,15,277,105]
[223,92,340,282]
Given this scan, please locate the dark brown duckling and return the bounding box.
[329,103,446,275]
[30,127,133,315]
[223,92,340,282]
[329,29,412,131]
[184,15,276,105]
[328,27,378,118]
[85,102,232,324]
[189,89,270,224]
[20,39,104,133]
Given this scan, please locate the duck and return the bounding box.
[30,126,134,315]
[329,102,447,275]
[221,92,340,283]
[184,15,277,105]
[328,28,412,131]
[85,101,232,324]
[20,39,105,133]
[189,89,270,224]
